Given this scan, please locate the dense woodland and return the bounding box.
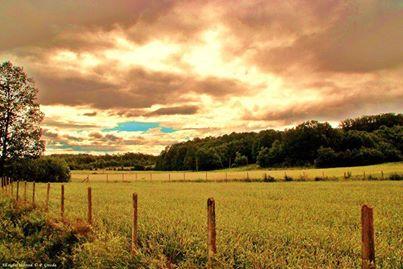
[50,153,157,170]
[155,113,403,171]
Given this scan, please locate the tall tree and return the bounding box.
[0,61,44,175]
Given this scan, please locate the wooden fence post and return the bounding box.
[168,173,170,181]
[87,187,92,225]
[24,181,27,201]
[61,185,65,220]
[361,205,375,269]
[363,172,366,179]
[225,172,228,181]
[207,198,216,268]
[131,193,138,255]
[381,171,384,180]
[46,183,50,212]
[106,174,109,183]
[183,172,185,180]
[32,182,36,206]
[16,181,19,201]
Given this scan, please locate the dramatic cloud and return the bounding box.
[1,0,402,154]
[146,105,199,116]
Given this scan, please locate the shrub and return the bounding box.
[284,175,293,181]
[389,173,403,181]
[263,174,276,182]
[367,175,379,181]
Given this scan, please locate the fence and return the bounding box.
[1,177,377,268]
[72,169,400,183]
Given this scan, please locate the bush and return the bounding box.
[389,173,403,181]
[9,157,70,182]
[284,175,293,181]
[263,174,276,182]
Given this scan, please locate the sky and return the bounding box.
[1,0,402,155]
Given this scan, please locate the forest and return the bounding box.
[155,113,402,171]
[49,153,157,170]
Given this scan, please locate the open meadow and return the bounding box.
[71,162,403,182]
[23,178,403,268]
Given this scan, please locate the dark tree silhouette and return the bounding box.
[0,61,44,175]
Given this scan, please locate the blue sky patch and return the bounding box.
[103,121,176,133]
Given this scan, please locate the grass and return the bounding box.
[6,179,402,268]
[0,195,89,267]
[71,162,403,182]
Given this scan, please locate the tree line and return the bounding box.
[49,153,157,170]
[155,113,402,171]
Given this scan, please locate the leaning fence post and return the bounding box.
[61,185,65,220]
[46,183,50,212]
[87,187,92,225]
[131,193,138,255]
[361,205,375,269]
[32,182,36,206]
[207,198,216,268]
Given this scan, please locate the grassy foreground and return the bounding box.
[71,162,403,182]
[15,180,401,268]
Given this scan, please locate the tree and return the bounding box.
[314,147,338,168]
[0,61,44,175]
[196,147,223,170]
[256,147,270,168]
[233,151,248,167]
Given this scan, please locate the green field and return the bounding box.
[15,178,402,268]
[71,162,403,182]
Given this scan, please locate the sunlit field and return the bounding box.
[25,179,403,268]
[71,162,403,182]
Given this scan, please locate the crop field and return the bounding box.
[71,162,403,182]
[18,179,403,268]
